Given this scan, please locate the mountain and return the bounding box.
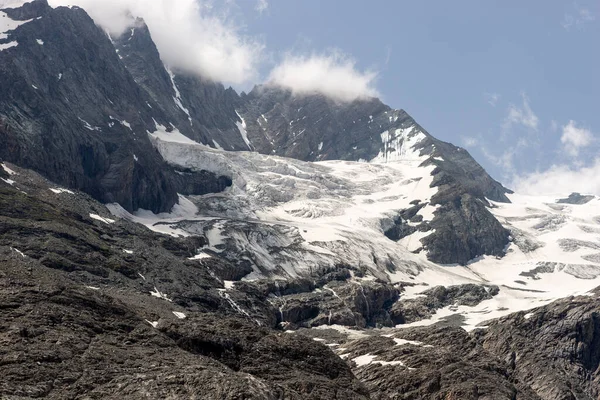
[2,1,600,399]
[0,2,511,265]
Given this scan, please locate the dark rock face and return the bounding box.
[391,284,499,324]
[112,20,248,152]
[0,2,230,213]
[423,194,510,265]
[237,269,401,329]
[480,291,600,399]
[337,328,540,400]
[239,85,390,161]
[294,291,600,399]
[557,192,596,205]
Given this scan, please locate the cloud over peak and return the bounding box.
[512,159,600,197]
[48,0,264,85]
[268,52,380,102]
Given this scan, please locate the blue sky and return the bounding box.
[234,0,599,193]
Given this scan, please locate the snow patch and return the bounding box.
[10,247,25,257]
[148,121,199,145]
[235,110,252,150]
[0,41,17,51]
[172,311,186,319]
[212,140,224,150]
[150,286,172,302]
[50,188,74,194]
[1,163,16,175]
[188,252,211,260]
[78,117,101,132]
[89,214,115,224]
[166,67,192,125]
[107,194,198,238]
[0,11,35,47]
[145,320,159,328]
[371,126,427,163]
[352,354,376,366]
[223,280,235,289]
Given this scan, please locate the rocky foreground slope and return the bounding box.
[3,163,600,399]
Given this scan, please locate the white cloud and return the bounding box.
[48,0,264,85]
[255,0,268,14]
[462,136,478,148]
[560,120,594,157]
[562,6,595,30]
[484,92,500,107]
[268,51,379,102]
[504,93,539,131]
[511,159,600,196]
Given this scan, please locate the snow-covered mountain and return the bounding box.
[2,0,599,330]
[2,1,600,398]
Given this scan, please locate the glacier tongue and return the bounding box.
[145,127,442,280]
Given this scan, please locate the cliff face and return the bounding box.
[0,1,230,213]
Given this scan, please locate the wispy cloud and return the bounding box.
[255,0,268,15]
[504,93,539,131]
[562,5,595,30]
[561,120,594,157]
[462,136,479,148]
[268,51,379,102]
[480,137,530,174]
[484,92,500,107]
[383,46,392,67]
[512,158,600,196]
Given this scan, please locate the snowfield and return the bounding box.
[106,127,600,330]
